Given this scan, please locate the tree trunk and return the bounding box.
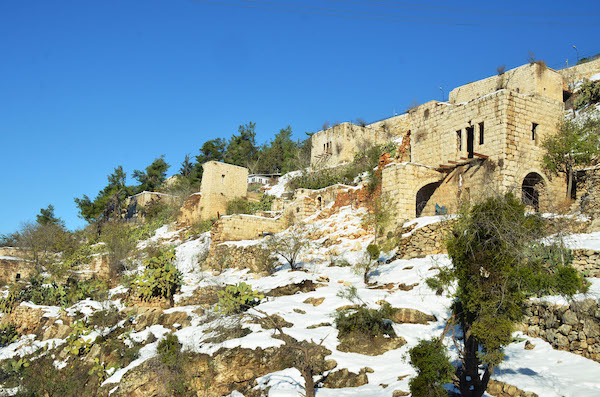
[459,331,491,397]
[301,367,316,397]
[567,167,573,199]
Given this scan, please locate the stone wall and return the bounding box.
[205,242,274,274]
[310,122,393,168]
[571,249,600,277]
[394,221,453,259]
[575,167,600,222]
[211,214,284,245]
[521,298,600,362]
[559,58,600,88]
[381,162,445,221]
[367,113,411,136]
[449,62,563,104]
[124,191,177,220]
[0,258,34,284]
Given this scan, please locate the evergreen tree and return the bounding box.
[224,122,258,167]
[36,205,63,226]
[133,156,170,193]
[424,193,587,397]
[74,166,132,223]
[542,110,600,198]
[179,154,193,178]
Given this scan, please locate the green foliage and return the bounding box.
[288,142,395,190]
[62,243,94,269]
[36,204,63,226]
[75,165,132,222]
[100,221,138,271]
[575,80,600,109]
[0,276,108,312]
[217,282,264,314]
[5,357,29,374]
[366,244,380,261]
[88,358,115,383]
[132,247,182,301]
[226,194,275,215]
[334,304,396,338]
[0,324,19,347]
[132,155,170,193]
[157,333,182,367]
[18,354,94,397]
[336,285,363,304]
[225,122,258,167]
[66,320,93,356]
[431,193,588,396]
[408,338,453,397]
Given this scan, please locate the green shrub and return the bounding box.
[0,324,19,347]
[287,143,395,191]
[575,80,600,109]
[408,338,453,397]
[334,304,396,338]
[132,247,182,301]
[157,333,182,368]
[217,282,264,314]
[226,194,275,215]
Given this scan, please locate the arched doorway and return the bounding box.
[522,172,544,212]
[416,182,442,217]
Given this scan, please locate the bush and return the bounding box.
[287,143,396,191]
[354,244,380,284]
[157,333,182,368]
[408,338,453,397]
[0,324,19,347]
[334,304,396,338]
[266,225,310,270]
[226,194,275,215]
[100,221,138,273]
[132,247,182,302]
[575,80,600,109]
[217,282,264,314]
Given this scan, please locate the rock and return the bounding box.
[583,317,600,338]
[307,322,331,329]
[557,324,572,335]
[321,368,368,388]
[303,297,325,306]
[397,283,419,291]
[561,310,578,326]
[293,308,306,314]
[555,334,570,350]
[268,280,324,297]
[524,340,535,350]
[392,391,409,397]
[390,308,436,324]
[337,332,407,356]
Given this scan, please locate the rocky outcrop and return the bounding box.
[571,248,600,277]
[337,332,406,356]
[487,380,539,397]
[321,368,369,388]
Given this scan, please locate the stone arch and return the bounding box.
[415,181,443,217]
[521,172,545,212]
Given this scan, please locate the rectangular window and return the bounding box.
[221,175,225,184]
[479,122,485,145]
[456,130,462,151]
[532,123,539,141]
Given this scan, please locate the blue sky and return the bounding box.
[1,0,599,234]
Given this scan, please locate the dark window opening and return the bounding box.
[532,123,539,141]
[479,122,485,145]
[456,130,462,151]
[522,172,544,212]
[317,196,322,210]
[296,207,300,213]
[15,273,20,280]
[466,126,474,158]
[424,109,430,120]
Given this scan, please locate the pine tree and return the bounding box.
[133,156,170,193]
[36,205,63,226]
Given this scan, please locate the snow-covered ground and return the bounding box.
[2,207,600,396]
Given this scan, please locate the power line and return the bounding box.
[357,0,600,17]
[189,0,600,26]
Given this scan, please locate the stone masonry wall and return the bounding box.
[521,298,600,362]
[381,162,445,221]
[394,221,453,260]
[559,58,600,89]
[571,249,600,277]
[449,62,563,104]
[211,214,284,245]
[310,122,392,168]
[205,243,274,274]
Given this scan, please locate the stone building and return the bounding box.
[124,191,177,220]
[309,59,600,225]
[310,122,393,168]
[178,161,249,224]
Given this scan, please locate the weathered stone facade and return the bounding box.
[178,161,249,224]
[124,191,177,220]
[559,58,600,89]
[310,122,392,168]
[571,249,600,277]
[211,214,284,245]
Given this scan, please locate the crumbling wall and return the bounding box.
[0,258,35,284]
[310,122,392,168]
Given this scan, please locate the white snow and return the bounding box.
[265,170,302,198]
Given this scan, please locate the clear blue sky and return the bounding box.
[1,0,599,234]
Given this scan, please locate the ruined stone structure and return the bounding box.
[125,191,177,220]
[310,122,393,168]
[178,161,249,224]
